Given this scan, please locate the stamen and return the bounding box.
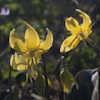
[80,32,85,39]
[31,72,36,80]
[26,73,28,82]
[29,75,33,83]
[87,38,93,43]
[86,38,94,47]
[82,39,88,47]
[31,66,38,76]
[32,56,39,69]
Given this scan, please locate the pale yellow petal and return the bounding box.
[24,21,40,49]
[17,64,28,70]
[9,29,28,52]
[60,35,80,52]
[19,54,26,64]
[10,54,17,70]
[71,36,81,49]
[76,9,92,32]
[38,28,53,52]
[15,52,21,64]
[65,17,81,35]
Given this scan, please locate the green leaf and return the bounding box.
[35,72,45,96]
[67,71,79,89]
[60,68,71,92]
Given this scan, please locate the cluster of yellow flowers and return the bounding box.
[9,9,92,92]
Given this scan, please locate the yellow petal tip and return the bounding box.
[23,21,27,25]
[65,17,72,21]
[10,28,15,34]
[46,28,49,31]
[23,21,26,24]
[75,9,80,11]
[75,9,83,13]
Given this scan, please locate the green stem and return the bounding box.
[61,53,65,69]
[64,30,68,39]
[59,87,68,100]
[9,66,12,100]
[60,54,68,100]
[64,92,68,100]
[42,54,50,100]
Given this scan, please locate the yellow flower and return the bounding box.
[60,9,93,53]
[10,52,40,83]
[9,21,53,57]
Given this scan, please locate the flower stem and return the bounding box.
[9,66,12,100]
[42,54,50,100]
[59,87,68,100]
[60,54,68,100]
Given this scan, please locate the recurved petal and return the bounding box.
[60,35,80,52]
[9,29,28,52]
[76,9,92,32]
[65,17,81,35]
[38,28,53,52]
[24,21,40,49]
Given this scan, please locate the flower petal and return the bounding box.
[9,29,28,52]
[72,36,81,49]
[76,9,92,32]
[19,54,26,64]
[15,52,22,64]
[65,17,81,35]
[17,64,28,70]
[38,28,53,53]
[24,21,40,49]
[60,35,80,52]
[10,55,17,70]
